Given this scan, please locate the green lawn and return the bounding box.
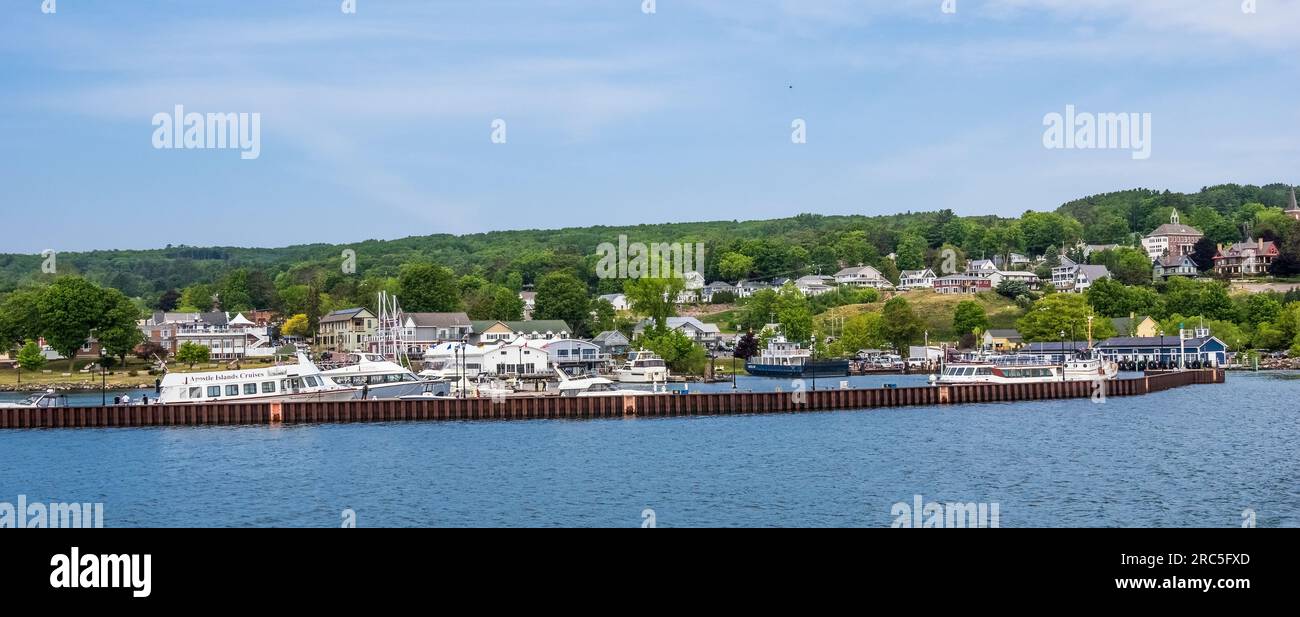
[815,290,1024,342]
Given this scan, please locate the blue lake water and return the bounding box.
[1,371,1296,527]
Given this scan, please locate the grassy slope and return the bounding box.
[815,290,1024,343]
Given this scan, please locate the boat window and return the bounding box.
[226,384,240,396]
[189,387,202,399]
[305,376,320,387]
[261,382,276,394]
[386,374,404,383]
[976,368,993,376]
[207,386,221,398]
[244,383,258,395]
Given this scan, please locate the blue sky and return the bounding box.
[2,0,1298,253]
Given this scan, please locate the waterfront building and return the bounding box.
[400,312,472,356]
[468,320,571,345]
[315,308,376,353]
[1020,334,1227,367]
[591,330,631,356]
[834,266,892,289]
[981,329,1023,352]
[543,339,607,374]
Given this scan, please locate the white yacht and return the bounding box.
[419,341,484,380]
[931,353,1118,385]
[614,350,669,383]
[554,368,661,397]
[322,352,447,399]
[157,353,356,404]
[0,390,68,409]
[448,374,515,399]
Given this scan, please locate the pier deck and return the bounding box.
[0,369,1224,429]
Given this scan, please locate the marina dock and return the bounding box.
[0,369,1224,429]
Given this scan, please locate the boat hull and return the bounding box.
[745,360,850,378]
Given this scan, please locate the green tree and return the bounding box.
[952,300,988,337]
[623,270,683,335]
[773,283,812,343]
[895,233,927,271]
[0,287,43,350]
[16,340,46,372]
[398,263,460,312]
[37,277,108,371]
[535,271,591,336]
[641,329,707,374]
[97,288,145,366]
[738,288,777,332]
[1016,294,1116,342]
[831,312,883,357]
[176,341,211,368]
[717,252,755,281]
[879,297,923,359]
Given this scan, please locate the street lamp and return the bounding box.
[99,348,107,406]
[810,334,818,392]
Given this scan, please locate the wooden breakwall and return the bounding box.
[0,369,1225,430]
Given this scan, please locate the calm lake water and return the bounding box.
[1,371,1296,527]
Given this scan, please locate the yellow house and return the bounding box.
[981,329,1023,351]
[1111,315,1158,337]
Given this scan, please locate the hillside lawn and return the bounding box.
[815,290,1024,343]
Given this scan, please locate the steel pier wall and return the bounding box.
[0,369,1226,429]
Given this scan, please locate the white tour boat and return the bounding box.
[614,350,669,383]
[157,353,356,404]
[322,352,447,399]
[931,353,1118,385]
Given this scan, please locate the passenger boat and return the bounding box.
[931,353,1118,385]
[0,390,68,409]
[744,336,849,377]
[322,352,448,399]
[614,350,670,383]
[157,353,356,404]
[554,368,662,397]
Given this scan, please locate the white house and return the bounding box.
[634,317,722,346]
[994,269,1041,290]
[735,280,771,298]
[700,281,737,302]
[597,293,630,311]
[793,275,835,296]
[898,269,937,291]
[675,271,707,303]
[1051,258,1111,293]
[834,266,891,289]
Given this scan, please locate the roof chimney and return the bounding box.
[1259,237,1265,251]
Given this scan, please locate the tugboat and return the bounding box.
[744,336,849,378]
